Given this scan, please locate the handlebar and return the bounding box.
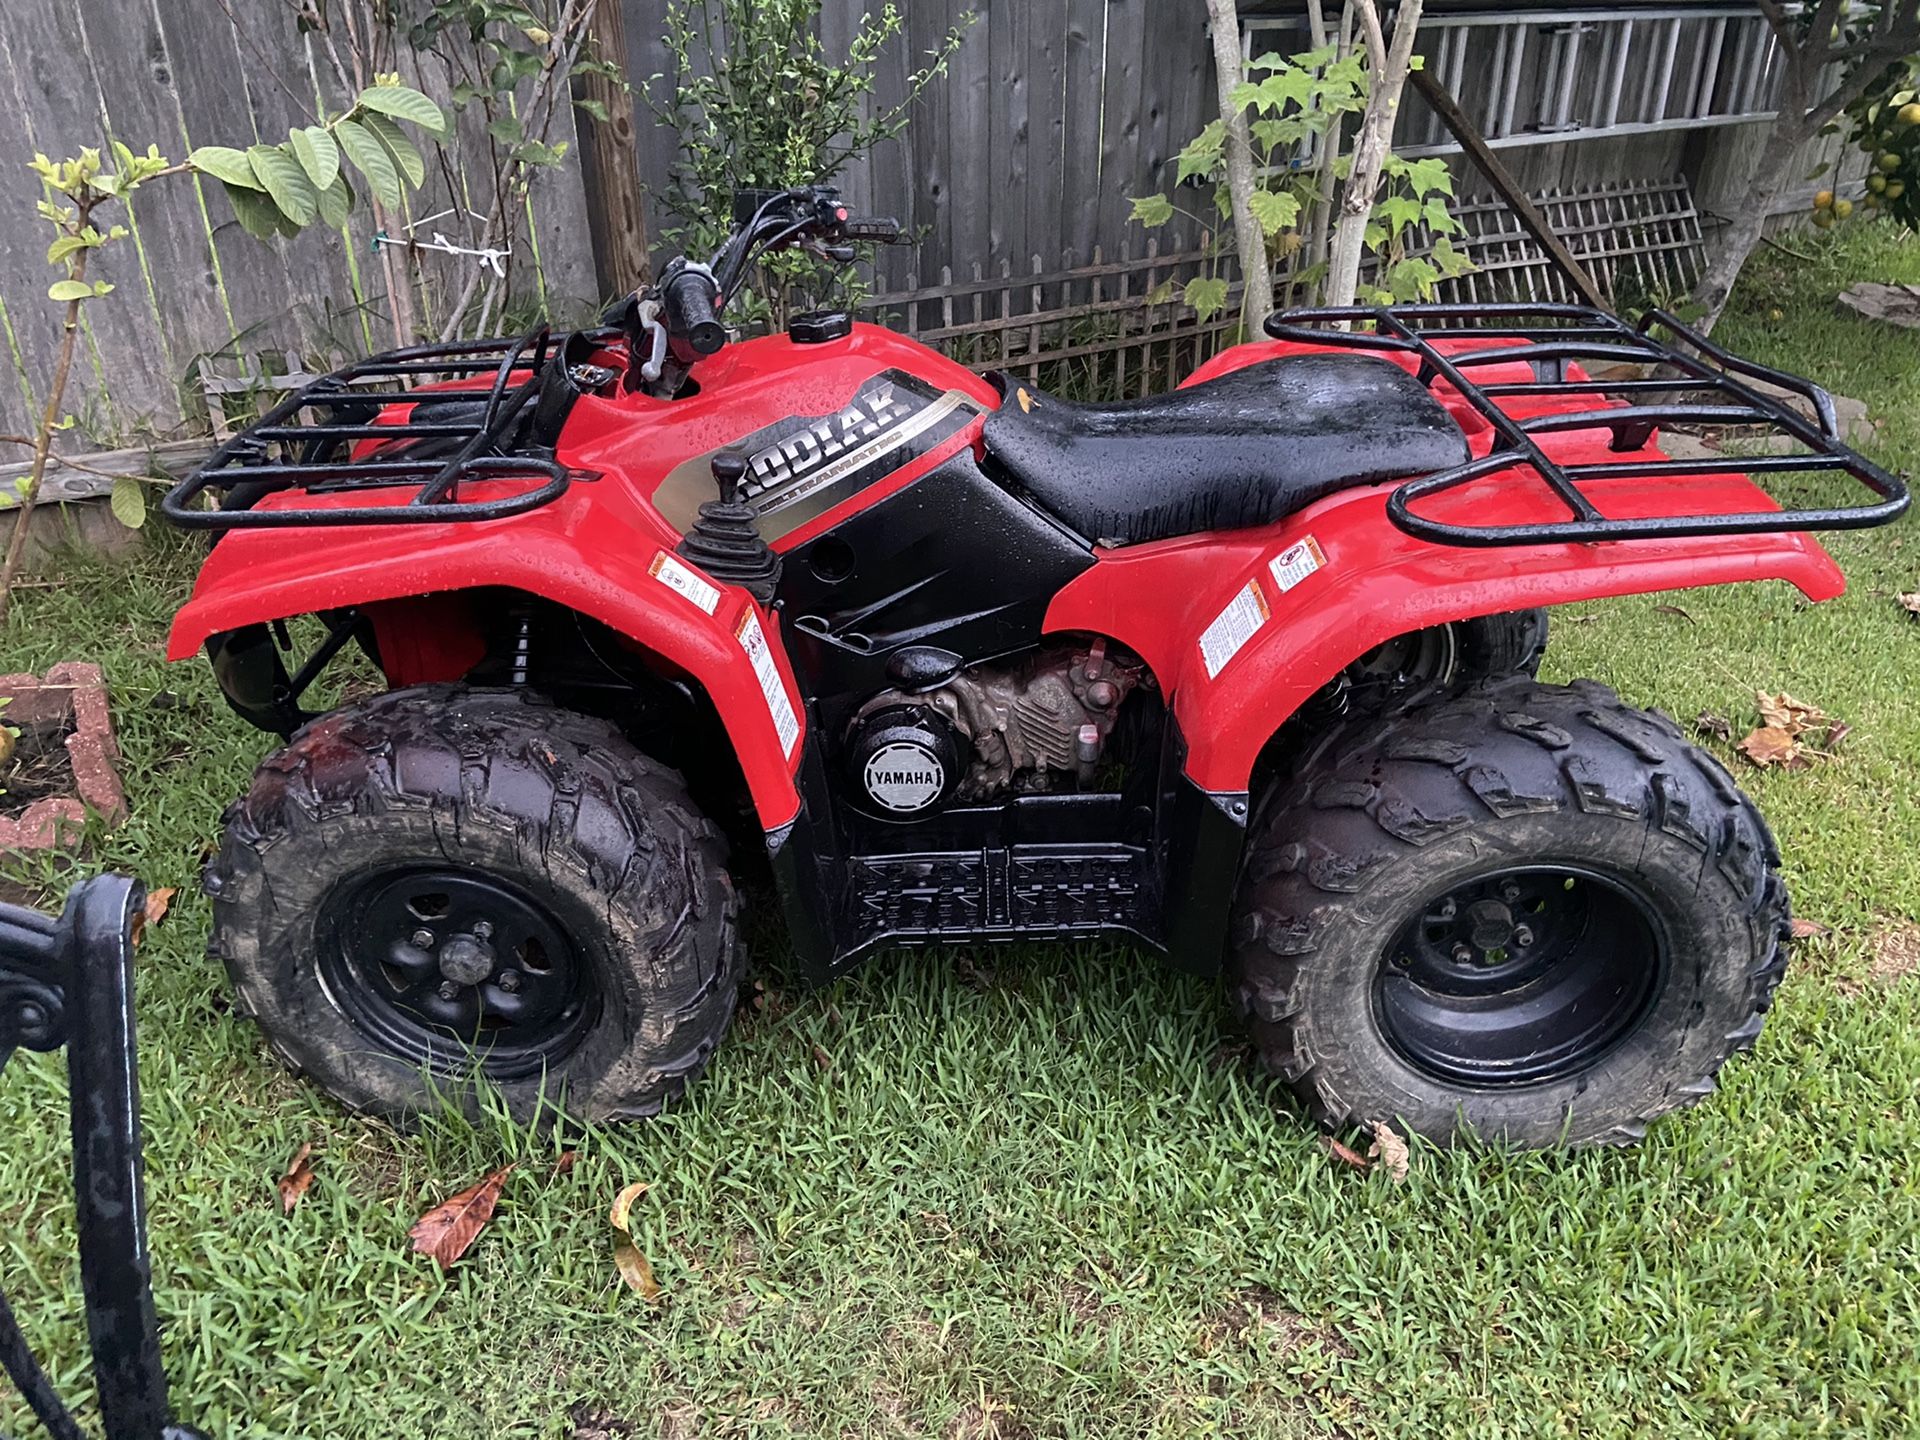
[626,186,909,378]
[661,263,726,357]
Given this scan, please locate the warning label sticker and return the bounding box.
[736,610,801,757]
[648,551,722,614]
[1269,535,1327,594]
[1199,578,1271,679]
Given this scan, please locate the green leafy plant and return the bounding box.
[1130,45,1470,327]
[649,0,968,323]
[1842,57,1920,226]
[378,0,623,336]
[1690,1,1920,329]
[0,80,445,622]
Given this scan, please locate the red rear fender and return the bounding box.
[1045,475,1844,796]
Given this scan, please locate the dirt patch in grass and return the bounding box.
[942,1398,1030,1440]
[567,1402,637,1439]
[1868,918,1920,988]
[1202,1286,1352,1360]
[1834,916,1920,996]
[1,711,76,818]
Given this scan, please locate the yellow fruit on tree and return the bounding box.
[1833,198,1855,219]
[1901,103,1920,126]
[1870,173,1889,193]
[1813,210,1836,229]
[1879,151,1904,173]
[1814,189,1836,210]
[1888,180,1907,200]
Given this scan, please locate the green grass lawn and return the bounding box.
[3,227,1919,1440]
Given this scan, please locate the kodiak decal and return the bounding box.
[650,370,980,540]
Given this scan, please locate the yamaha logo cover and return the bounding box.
[861,741,946,813]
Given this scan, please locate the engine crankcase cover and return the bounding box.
[848,705,963,816]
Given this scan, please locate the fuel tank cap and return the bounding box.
[789,310,853,344]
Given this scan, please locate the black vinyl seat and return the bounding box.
[981,353,1470,546]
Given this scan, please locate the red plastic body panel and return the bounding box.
[168,324,994,827]
[1046,337,1847,796]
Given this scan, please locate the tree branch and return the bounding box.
[1203,0,1276,333]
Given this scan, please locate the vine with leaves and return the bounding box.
[0,80,447,623]
[288,0,620,343]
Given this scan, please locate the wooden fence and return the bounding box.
[0,0,597,446]
[857,177,1709,401]
[0,0,1833,453]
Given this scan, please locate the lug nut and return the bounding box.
[1500,881,1522,904]
[437,980,460,1001]
[1515,925,1534,948]
[497,970,521,993]
[1451,942,1474,964]
[1435,898,1457,921]
[412,929,435,949]
[472,920,493,940]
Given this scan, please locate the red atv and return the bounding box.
[164,186,1906,1147]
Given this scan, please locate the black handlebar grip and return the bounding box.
[665,269,727,355]
[841,216,905,244]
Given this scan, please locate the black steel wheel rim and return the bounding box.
[317,865,598,1079]
[1344,624,1458,699]
[1374,865,1667,1087]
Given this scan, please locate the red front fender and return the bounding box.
[1045,470,1845,796]
[169,491,808,828]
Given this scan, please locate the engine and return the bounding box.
[844,639,1147,816]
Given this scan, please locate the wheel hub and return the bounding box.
[1376,866,1666,1087]
[1464,898,1516,952]
[435,931,497,986]
[318,865,597,1078]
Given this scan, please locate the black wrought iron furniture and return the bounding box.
[1263,302,1910,547]
[0,876,206,1440]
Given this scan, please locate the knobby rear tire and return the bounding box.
[1231,676,1790,1148]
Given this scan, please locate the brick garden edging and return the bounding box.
[0,661,126,851]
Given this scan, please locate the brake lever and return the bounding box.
[636,296,669,383]
[797,238,858,264]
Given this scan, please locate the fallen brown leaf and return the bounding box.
[1695,711,1734,741]
[1755,691,1826,735]
[551,1149,578,1179]
[1737,725,1806,769]
[143,886,177,927]
[1788,917,1831,939]
[408,1164,516,1270]
[277,1142,315,1215]
[610,1178,649,1231]
[1652,603,1694,623]
[1322,1136,1370,1171]
[1368,1122,1411,1184]
[810,1042,834,1072]
[610,1180,660,1301]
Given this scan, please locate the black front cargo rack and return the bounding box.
[162,326,584,530]
[1263,303,1909,548]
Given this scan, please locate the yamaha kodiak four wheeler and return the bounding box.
[163,186,1907,1147]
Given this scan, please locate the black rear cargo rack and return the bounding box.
[1263,303,1909,547]
[162,326,586,530]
